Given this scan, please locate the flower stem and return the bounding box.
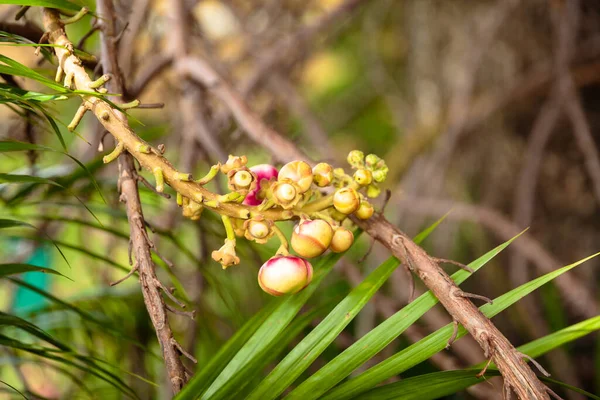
[271,224,290,256]
[222,215,235,240]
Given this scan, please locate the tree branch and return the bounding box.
[94,1,188,393]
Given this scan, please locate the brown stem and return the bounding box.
[93,2,188,393]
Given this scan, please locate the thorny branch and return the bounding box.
[94,1,190,393]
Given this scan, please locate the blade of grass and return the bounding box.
[0,263,69,279]
[322,251,600,400]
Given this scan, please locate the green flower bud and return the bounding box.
[312,163,334,187]
[372,167,388,183]
[353,168,373,186]
[330,227,354,253]
[355,201,374,219]
[333,187,360,214]
[366,184,381,198]
[347,150,365,168]
[258,255,313,296]
[278,161,313,193]
[365,154,383,169]
[291,219,334,258]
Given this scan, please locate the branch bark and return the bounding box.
[88,2,188,393]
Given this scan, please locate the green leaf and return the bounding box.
[177,252,344,400]
[0,263,69,279]
[286,233,523,400]
[0,380,27,400]
[0,172,62,186]
[356,370,600,400]
[0,1,82,12]
[322,251,600,400]
[247,256,400,400]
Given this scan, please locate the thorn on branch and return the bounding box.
[171,338,198,364]
[68,105,88,131]
[55,65,64,83]
[153,167,165,193]
[433,257,475,273]
[358,236,375,263]
[379,189,392,214]
[137,103,165,109]
[97,131,110,152]
[546,388,565,400]
[60,7,89,26]
[452,288,493,305]
[136,143,151,154]
[166,304,196,320]
[89,74,111,89]
[476,356,494,378]
[405,265,416,303]
[138,175,171,199]
[196,164,221,185]
[15,6,30,21]
[120,99,140,110]
[154,278,186,308]
[103,141,125,163]
[64,71,74,90]
[518,352,550,377]
[446,319,459,349]
[173,172,192,182]
[110,263,139,286]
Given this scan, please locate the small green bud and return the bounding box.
[353,168,373,186]
[365,154,382,168]
[347,150,365,168]
[366,184,381,198]
[333,187,360,214]
[312,163,334,187]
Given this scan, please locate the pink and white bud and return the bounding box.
[258,255,313,296]
[291,219,334,258]
[243,164,279,206]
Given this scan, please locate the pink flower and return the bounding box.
[243,164,278,206]
[258,255,313,296]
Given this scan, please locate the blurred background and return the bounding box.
[0,0,599,398]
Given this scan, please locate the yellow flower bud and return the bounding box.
[353,169,373,186]
[243,217,274,244]
[221,154,248,174]
[258,256,313,296]
[227,167,257,192]
[291,219,334,258]
[312,163,334,187]
[272,179,302,209]
[355,201,374,219]
[278,161,313,193]
[333,187,360,214]
[330,227,354,253]
[211,239,240,269]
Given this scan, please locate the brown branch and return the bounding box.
[93,1,188,393]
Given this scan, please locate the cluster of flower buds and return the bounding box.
[187,151,387,296]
